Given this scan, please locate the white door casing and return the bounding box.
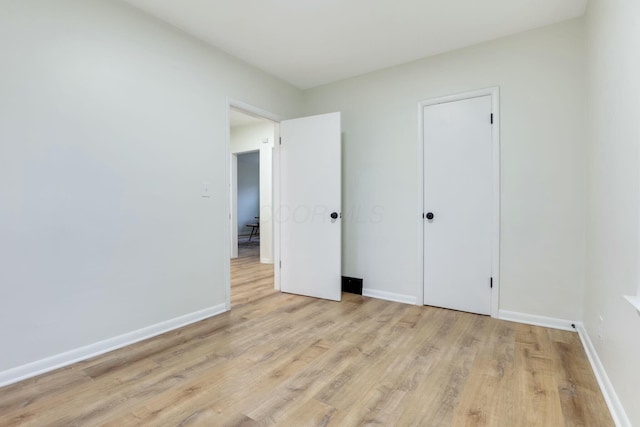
[421,90,499,316]
[279,112,342,301]
[230,154,238,259]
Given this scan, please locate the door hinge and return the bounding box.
[279,260,282,269]
[490,113,494,124]
[279,137,282,145]
[490,277,493,288]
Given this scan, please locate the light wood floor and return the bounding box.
[0,245,613,426]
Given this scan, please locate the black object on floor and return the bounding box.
[342,276,363,295]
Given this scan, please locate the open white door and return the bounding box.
[279,112,341,301]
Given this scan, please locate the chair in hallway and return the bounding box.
[246,217,259,242]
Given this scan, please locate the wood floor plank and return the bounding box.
[0,245,614,426]
[547,329,614,427]
[0,365,93,416]
[450,319,516,427]
[513,324,566,427]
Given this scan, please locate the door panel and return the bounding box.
[423,96,493,315]
[280,112,341,301]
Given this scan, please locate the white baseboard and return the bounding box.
[575,323,631,427]
[498,309,576,332]
[0,304,227,388]
[362,288,417,305]
[260,257,273,264]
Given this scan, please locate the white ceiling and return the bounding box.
[123,0,588,89]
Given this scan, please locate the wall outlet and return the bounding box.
[597,315,604,340]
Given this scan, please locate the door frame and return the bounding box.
[224,98,282,310]
[416,87,501,318]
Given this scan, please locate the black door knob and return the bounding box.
[330,212,339,219]
[426,212,434,220]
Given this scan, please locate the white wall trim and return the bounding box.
[272,122,282,291]
[417,87,501,317]
[230,153,239,259]
[224,102,233,310]
[498,309,576,332]
[575,322,632,427]
[363,288,417,305]
[0,304,227,388]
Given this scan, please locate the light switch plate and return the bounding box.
[201,181,211,198]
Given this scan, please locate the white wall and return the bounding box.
[584,0,640,425]
[0,0,301,375]
[236,152,260,235]
[231,122,276,264]
[303,19,587,320]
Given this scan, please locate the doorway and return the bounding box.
[418,88,500,317]
[225,101,343,310]
[229,107,276,263]
[228,105,277,308]
[235,150,260,253]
